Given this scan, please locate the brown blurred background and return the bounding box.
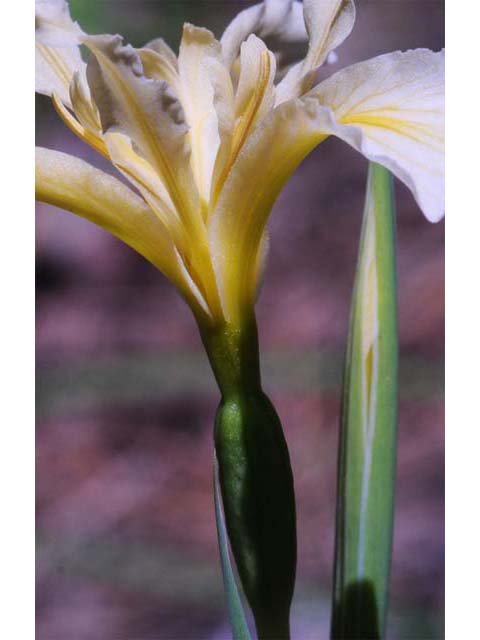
[36,1,445,638]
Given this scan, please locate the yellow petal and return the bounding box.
[51,70,109,159]
[276,0,356,104]
[103,132,181,237]
[178,24,234,210]
[212,34,276,204]
[307,49,445,221]
[35,146,210,317]
[52,93,109,158]
[69,71,103,133]
[234,35,276,139]
[209,99,323,323]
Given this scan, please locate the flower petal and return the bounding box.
[212,34,276,205]
[103,132,181,238]
[35,0,83,47]
[35,1,92,116]
[276,0,356,104]
[35,41,84,107]
[307,49,445,221]
[221,0,307,74]
[85,35,202,230]
[51,92,108,158]
[138,38,180,91]
[178,24,234,209]
[143,38,178,69]
[35,146,209,313]
[85,35,224,321]
[209,99,323,323]
[234,35,276,132]
[69,71,103,133]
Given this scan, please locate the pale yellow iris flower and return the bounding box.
[35,0,444,328]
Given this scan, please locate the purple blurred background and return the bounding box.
[36,1,444,638]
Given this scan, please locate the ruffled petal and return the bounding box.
[276,0,356,104]
[306,49,445,221]
[85,35,202,232]
[85,35,224,318]
[35,146,210,315]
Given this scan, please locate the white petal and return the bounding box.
[306,49,445,221]
[276,0,355,104]
[221,0,307,73]
[36,41,84,107]
[35,0,83,47]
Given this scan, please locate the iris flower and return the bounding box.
[36,3,444,635]
[36,0,444,331]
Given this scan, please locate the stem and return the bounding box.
[200,315,296,640]
[331,163,398,640]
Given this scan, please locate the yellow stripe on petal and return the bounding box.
[36,41,84,107]
[213,36,275,205]
[103,132,181,235]
[209,99,325,323]
[85,36,205,233]
[35,146,210,319]
[86,35,224,320]
[232,37,275,167]
[178,24,234,212]
[52,93,109,158]
[69,71,104,133]
[306,49,445,221]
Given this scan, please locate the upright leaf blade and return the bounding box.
[331,163,398,639]
[213,453,253,640]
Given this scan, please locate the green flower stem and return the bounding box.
[331,163,398,640]
[200,316,296,640]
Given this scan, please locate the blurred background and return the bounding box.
[36,1,444,638]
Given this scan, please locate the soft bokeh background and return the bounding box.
[36,1,444,638]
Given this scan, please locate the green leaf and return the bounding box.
[331,163,398,640]
[213,453,253,640]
